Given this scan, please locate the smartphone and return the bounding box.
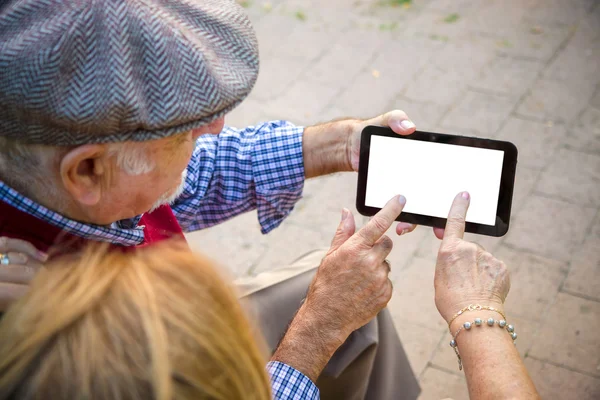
[356,126,518,237]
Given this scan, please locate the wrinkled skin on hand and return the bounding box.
[433,192,511,323]
[304,195,407,339]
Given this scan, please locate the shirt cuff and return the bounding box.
[267,361,320,400]
[253,122,305,234]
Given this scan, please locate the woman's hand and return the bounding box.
[434,192,511,324]
[0,237,47,311]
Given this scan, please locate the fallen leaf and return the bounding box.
[530,25,543,35]
[430,34,449,42]
[372,69,381,78]
[263,2,272,11]
[444,13,460,23]
[496,39,513,48]
[295,10,306,21]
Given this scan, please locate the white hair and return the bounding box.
[0,138,156,204]
[107,142,155,176]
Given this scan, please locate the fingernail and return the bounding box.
[461,191,470,200]
[398,195,406,205]
[341,208,349,221]
[400,120,415,130]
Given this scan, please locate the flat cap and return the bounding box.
[0,0,259,146]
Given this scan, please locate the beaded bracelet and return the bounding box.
[447,304,506,330]
[449,317,517,371]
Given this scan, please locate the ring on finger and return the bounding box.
[0,253,9,265]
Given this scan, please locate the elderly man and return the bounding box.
[0,1,421,399]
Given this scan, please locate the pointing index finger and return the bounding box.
[442,192,471,243]
[356,195,406,246]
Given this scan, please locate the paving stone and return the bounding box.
[467,0,538,37]
[359,0,421,23]
[511,167,542,213]
[418,367,469,400]
[470,55,545,98]
[396,98,448,132]
[535,148,600,207]
[518,78,596,124]
[293,173,359,215]
[527,0,598,26]
[404,36,497,104]
[369,36,444,90]
[302,31,383,88]
[494,22,572,63]
[439,91,516,136]
[404,66,466,106]
[563,212,600,301]
[250,222,330,275]
[252,8,300,58]
[495,117,564,169]
[431,315,539,372]
[524,358,600,400]
[529,293,600,377]
[402,9,473,42]
[283,174,373,243]
[312,106,354,124]
[387,226,430,279]
[335,69,407,119]
[567,106,600,154]
[424,0,479,13]
[185,211,267,279]
[388,256,446,331]
[543,39,600,90]
[251,54,310,101]
[226,98,272,129]
[592,85,600,109]
[265,79,341,125]
[504,195,596,262]
[391,318,444,377]
[493,246,569,320]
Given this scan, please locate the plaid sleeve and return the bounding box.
[267,361,320,400]
[172,121,305,234]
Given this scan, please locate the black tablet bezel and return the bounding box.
[356,126,518,237]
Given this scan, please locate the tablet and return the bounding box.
[356,126,518,237]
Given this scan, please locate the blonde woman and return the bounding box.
[0,243,271,400]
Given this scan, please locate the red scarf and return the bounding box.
[0,201,187,256]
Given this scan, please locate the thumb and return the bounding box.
[329,208,356,253]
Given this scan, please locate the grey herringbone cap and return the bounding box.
[0,0,259,146]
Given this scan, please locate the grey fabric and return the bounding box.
[237,249,421,400]
[0,0,259,145]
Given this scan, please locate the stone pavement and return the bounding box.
[186,0,600,398]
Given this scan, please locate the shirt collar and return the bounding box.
[0,180,145,246]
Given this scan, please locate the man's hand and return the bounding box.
[302,109,416,177]
[0,237,46,311]
[347,110,417,172]
[271,195,407,382]
[434,192,511,324]
[304,194,407,337]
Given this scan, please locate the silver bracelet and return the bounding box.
[449,317,517,371]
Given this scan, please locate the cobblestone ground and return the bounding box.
[186,0,600,398]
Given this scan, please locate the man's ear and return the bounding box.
[59,144,109,206]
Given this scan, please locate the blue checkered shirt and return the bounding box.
[0,120,320,399]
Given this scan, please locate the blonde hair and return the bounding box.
[0,243,271,400]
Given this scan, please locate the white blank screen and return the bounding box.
[365,136,505,226]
